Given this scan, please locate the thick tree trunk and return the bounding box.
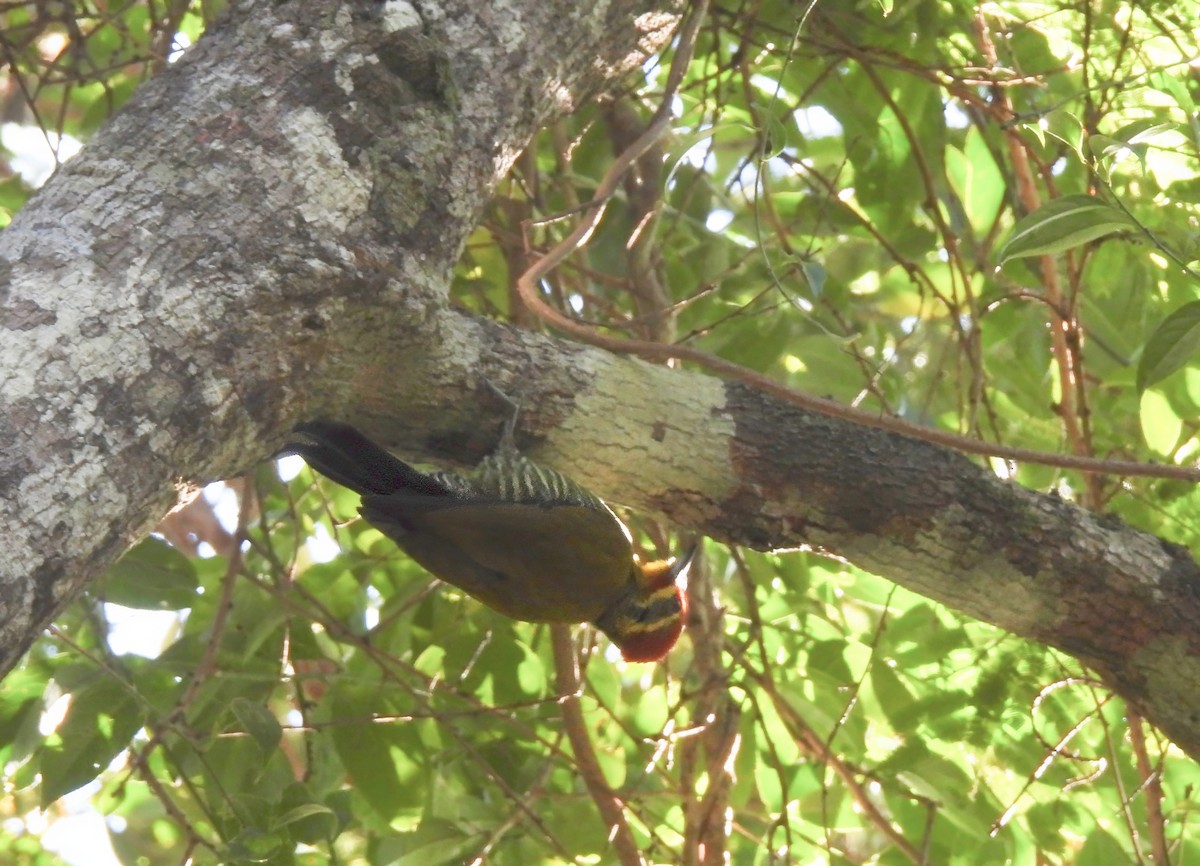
[0,0,683,673]
[4,0,1200,763]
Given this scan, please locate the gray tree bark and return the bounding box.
[0,0,683,670]
[3,0,1200,763]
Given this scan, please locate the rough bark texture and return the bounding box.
[4,0,1200,763]
[0,0,682,673]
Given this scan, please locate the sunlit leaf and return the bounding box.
[1076,828,1130,865]
[39,678,143,806]
[1140,389,1182,456]
[1138,300,1200,391]
[997,194,1137,262]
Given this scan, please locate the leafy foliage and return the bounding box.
[5,0,1200,864]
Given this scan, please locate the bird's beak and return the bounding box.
[668,542,699,581]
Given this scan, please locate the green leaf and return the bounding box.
[333,720,409,818]
[222,828,285,863]
[40,678,143,806]
[1092,118,1175,147]
[1096,119,1176,155]
[329,684,424,819]
[1138,300,1200,391]
[1140,389,1181,456]
[800,260,826,297]
[102,536,198,610]
[275,802,335,830]
[277,783,340,844]
[231,697,282,755]
[512,640,546,697]
[1150,70,1196,114]
[870,662,916,732]
[997,194,1136,262]
[1076,827,1129,866]
[380,819,479,866]
[946,128,1005,232]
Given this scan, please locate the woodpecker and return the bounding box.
[280,417,691,662]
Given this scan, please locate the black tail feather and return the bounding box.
[278,421,449,498]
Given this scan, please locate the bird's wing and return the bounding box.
[360,495,634,623]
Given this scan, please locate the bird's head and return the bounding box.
[594,547,696,662]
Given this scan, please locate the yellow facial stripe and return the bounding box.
[646,583,682,604]
[610,585,683,635]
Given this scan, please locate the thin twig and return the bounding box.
[972,11,1099,506]
[750,666,926,864]
[551,626,645,866]
[515,1,1200,482]
[1127,708,1170,866]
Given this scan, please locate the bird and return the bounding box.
[279,413,691,662]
